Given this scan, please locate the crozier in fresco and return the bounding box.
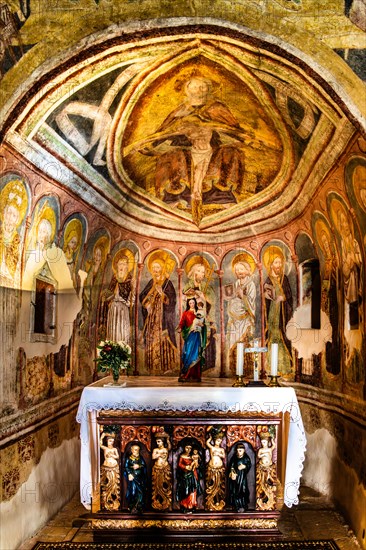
[118,55,286,227]
[139,249,178,375]
[262,243,294,378]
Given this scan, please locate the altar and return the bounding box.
[76,377,306,541]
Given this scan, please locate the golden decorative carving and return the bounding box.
[92,518,278,530]
[173,425,206,447]
[100,432,120,511]
[205,427,226,511]
[121,425,151,451]
[99,409,280,419]
[226,424,256,448]
[256,427,277,511]
[151,430,172,510]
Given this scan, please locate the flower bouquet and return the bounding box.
[95,340,131,385]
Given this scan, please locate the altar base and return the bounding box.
[92,512,281,542]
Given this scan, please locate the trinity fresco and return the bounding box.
[121,58,285,226]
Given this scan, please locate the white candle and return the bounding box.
[236,343,244,376]
[271,343,278,376]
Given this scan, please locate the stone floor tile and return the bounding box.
[295,510,356,539]
[70,530,94,542]
[333,536,362,550]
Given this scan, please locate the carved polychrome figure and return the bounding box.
[183,256,216,372]
[100,432,120,511]
[256,430,276,511]
[228,443,251,512]
[178,297,206,382]
[176,442,203,513]
[151,430,172,511]
[124,443,147,513]
[205,426,226,511]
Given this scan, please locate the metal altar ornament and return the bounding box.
[244,340,268,387]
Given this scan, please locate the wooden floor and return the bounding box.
[19,486,361,549]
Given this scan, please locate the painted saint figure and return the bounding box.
[176,443,202,513]
[102,250,135,345]
[62,218,83,292]
[140,252,177,374]
[0,179,27,288]
[82,238,108,336]
[205,427,226,511]
[124,443,147,513]
[314,219,340,375]
[100,432,120,511]
[226,253,256,374]
[331,201,363,330]
[152,432,172,510]
[263,246,293,376]
[178,297,206,382]
[228,443,251,512]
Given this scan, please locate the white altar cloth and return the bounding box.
[76,379,306,509]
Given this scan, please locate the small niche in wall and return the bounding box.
[30,265,57,344]
[299,259,321,329]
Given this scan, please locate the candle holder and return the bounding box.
[246,379,268,387]
[232,375,246,387]
[268,375,280,387]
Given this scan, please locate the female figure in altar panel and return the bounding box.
[176,440,203,512]
[178,297,206,382]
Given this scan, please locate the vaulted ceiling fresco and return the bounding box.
[3,24,359,240]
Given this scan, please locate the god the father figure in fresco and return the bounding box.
[140,251,177,375]
[263,245,293,376]
[125,73,251,225]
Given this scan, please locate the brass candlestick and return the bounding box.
[268,375,280,387]
[232,375,246,387]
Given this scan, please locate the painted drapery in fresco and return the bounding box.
[139,250,178,375]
